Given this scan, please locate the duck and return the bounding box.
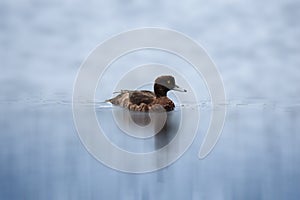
[106,75,187,112]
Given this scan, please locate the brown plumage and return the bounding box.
[106,75,187,112]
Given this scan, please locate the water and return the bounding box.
[1,0,300,199]
[96,108,181,152]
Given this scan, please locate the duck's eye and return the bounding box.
[167,80,171,84]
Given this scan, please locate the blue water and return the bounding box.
[1,0,300,199]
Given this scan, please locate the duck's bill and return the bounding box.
[172,85,187,92]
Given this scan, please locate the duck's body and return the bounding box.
[107,90,175,112]
[106,75,186,112]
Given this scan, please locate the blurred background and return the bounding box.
[1,0,300,199]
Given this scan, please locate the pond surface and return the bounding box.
[1,0,300,199]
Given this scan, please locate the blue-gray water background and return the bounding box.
[1,0,300,199]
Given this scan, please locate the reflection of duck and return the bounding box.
[106,75,187,112]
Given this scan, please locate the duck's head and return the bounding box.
[154,75,187,97]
